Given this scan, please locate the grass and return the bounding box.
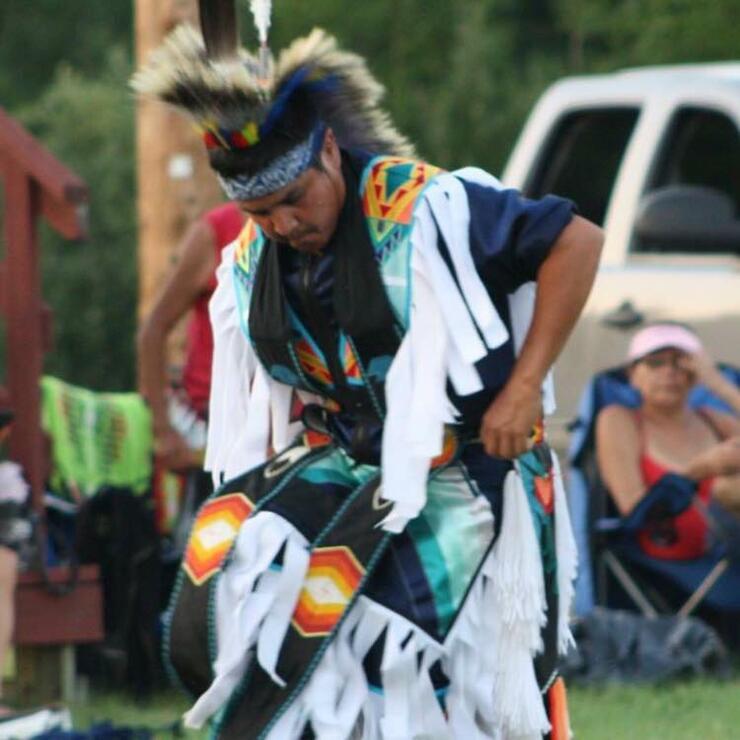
[69,692,205,739]
[66,679,740,739]
[568,679,740,739]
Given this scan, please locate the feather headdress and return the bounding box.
[131,0,413,198]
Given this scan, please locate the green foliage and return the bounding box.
[2,0,738,391]
[0,0,132,109]
[556,0,740,71]
[16,49,137,391]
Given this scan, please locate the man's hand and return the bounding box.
[154,425,202,473]
[477,215,601,459]
[480,378,542,458]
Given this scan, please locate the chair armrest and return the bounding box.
[621,473,696,533]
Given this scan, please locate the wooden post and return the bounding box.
[2,169,44,510]
[134,0,222,337]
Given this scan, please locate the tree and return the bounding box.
[0,0,133,109]
[424,0,567,173]
[17,49,137,391]
[555,0,740,72]
[3,0,740,392]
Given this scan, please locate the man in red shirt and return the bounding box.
[137,203,243,473]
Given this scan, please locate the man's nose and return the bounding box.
[271,209,298,239]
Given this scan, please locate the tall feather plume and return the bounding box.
[199,0,239,61]
[250,0,272,45]
[250,0,272,79]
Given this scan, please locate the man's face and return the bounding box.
[237,130,345,254]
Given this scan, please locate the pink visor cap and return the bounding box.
[627,324,703,363]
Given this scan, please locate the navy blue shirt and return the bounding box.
[436,179,575,426]
[280,155,575,429]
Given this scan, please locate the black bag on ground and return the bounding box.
[561,607,729,684]
[75,487,162,697]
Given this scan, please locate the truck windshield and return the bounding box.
[524,107,639,226]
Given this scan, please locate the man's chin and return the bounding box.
[290,236,324,253]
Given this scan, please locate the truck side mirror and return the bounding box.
[633,185,740,254]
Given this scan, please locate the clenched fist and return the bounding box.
[479,377,542,459]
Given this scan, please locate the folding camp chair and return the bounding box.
[567,364,740,621]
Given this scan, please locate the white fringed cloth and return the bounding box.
[194,168,577,739]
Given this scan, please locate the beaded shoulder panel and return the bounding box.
[360,156,441,328]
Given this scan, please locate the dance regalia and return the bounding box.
[163,151,578,739]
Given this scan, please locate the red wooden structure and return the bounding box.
[0,107,103,646]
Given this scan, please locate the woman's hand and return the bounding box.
[681,350,724,389]
[682,436,740,480]
[681,351,740,420]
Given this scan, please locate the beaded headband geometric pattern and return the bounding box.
[217,124,325,200]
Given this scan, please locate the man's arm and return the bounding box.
[137,218,218,471]
[480,215,603,458]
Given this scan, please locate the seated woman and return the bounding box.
[596,323,740,560]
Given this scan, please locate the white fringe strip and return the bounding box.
[443,467,550,740]
[490,469,547,651]
[380,245,454,534]
[552,453,578,654]
[449,167,556,416]
[424,177,510,353]
[206,244,303,485]
[184,512,309,730]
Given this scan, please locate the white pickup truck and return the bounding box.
[502,63,740,443]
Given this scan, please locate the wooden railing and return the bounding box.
[0,108,103,654]
[0,107,88,512]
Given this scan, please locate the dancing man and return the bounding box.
[133,1,603,737]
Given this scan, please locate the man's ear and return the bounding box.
[321,127,341,170]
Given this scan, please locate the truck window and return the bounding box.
[525,108,639,226]
[634,107,740,255]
